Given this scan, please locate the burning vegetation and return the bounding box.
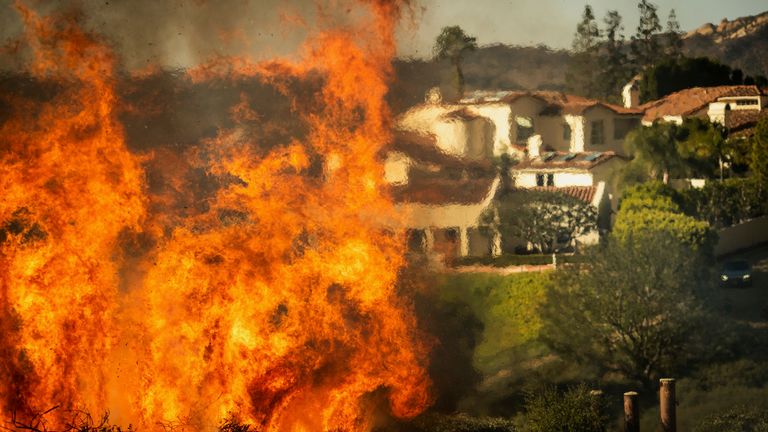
[0,1,432,431]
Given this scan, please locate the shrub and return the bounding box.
[521,384,607,432]
[392,413,517,432]
[694,405,768,432]
[454,254,586,267]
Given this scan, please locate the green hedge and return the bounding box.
[453,254,587,267]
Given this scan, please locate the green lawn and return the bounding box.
[430,271,555,407]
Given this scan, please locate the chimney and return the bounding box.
[425,87,442,104]
[707,102,731,126]
[622,80,640,109]
[527,134,543,158]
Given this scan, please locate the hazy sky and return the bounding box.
[0,0,765,70]
[396,0,768,57]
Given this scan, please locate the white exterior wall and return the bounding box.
[397,178,501,229]
[565,114,586,153]
[508,97,547,144]
[553,172,594,186]
[589,157,629,213]
[432,121,468,157]
[718,96,762,111]
[537,116,570,152]
[469,104,513,156]
[398,104,493,160]
[513,170,593,188]
[384,152,410,185]
[583,106,636,156]
[465,117,495,159]
[514,172,539,188]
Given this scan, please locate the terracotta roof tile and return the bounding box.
[641,85,763,122]
[526,186,597,204]
[460,90,643,116]
[440,108,485,121]
[390,176,497,205]
[726,109,768,133]
[384,130,492,171]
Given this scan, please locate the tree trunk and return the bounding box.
[453,60,465,99]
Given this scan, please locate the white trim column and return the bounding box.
[423,228,435,254]
[458,226,469,257]
[492,228,502,257]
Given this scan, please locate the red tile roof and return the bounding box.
[726,109,768,136]
[526,186,597,204]
[460,90,643,116]
[441,108,485,121]
[640,85,763,122]
[384,130,492,171]
[389,176,497,205]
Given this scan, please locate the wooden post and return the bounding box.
[624,391,639,432]
[660,378,676,432]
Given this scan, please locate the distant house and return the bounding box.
[637,85,768,137]
[398,89,644,160]
[510,150,622,229]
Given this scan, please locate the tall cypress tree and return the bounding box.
[664,9,684,60]
[566,5,601,97]
[631,0,662,72]
[597,10,631,102]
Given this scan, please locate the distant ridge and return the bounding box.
[390,9,768,112]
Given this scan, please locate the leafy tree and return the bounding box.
[613,207,716,251]
[681,178,767,228]
[676,117,731,179]
[614,182,716,251]
[664,9,684,60]
[433,26,477,99]
[749,116,768,194]
[541,232,713,388]
[623,121,685,184]
[490,190,597,254]
[623,118,741,186]
[596,10,631,102]
[565,5,601,97]
[630,0,662,72]
[639,57,739,102]
[522,384,608,432]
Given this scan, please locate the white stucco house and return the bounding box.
[397,89,641,231]
[382,131,502,261]
[398,89,644,161]
[636,85,768,137]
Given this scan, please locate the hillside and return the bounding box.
[684,12,768,80]
[390,10,768,112]
[390,45,570,113]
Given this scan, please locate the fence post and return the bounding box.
[624,391,639,432]
[660,378,676,432]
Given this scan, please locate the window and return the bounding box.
[735,99,759,106]
[536,173,553,186]
[590,120,604,145]
[406,229,426,252]
[563,123,571,141]
[515,116,535,143]
[613,118,640,140]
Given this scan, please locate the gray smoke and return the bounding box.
[0,0,381,71]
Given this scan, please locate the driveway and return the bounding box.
[715,243,768,325]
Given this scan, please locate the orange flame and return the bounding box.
[0,1,432,431]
